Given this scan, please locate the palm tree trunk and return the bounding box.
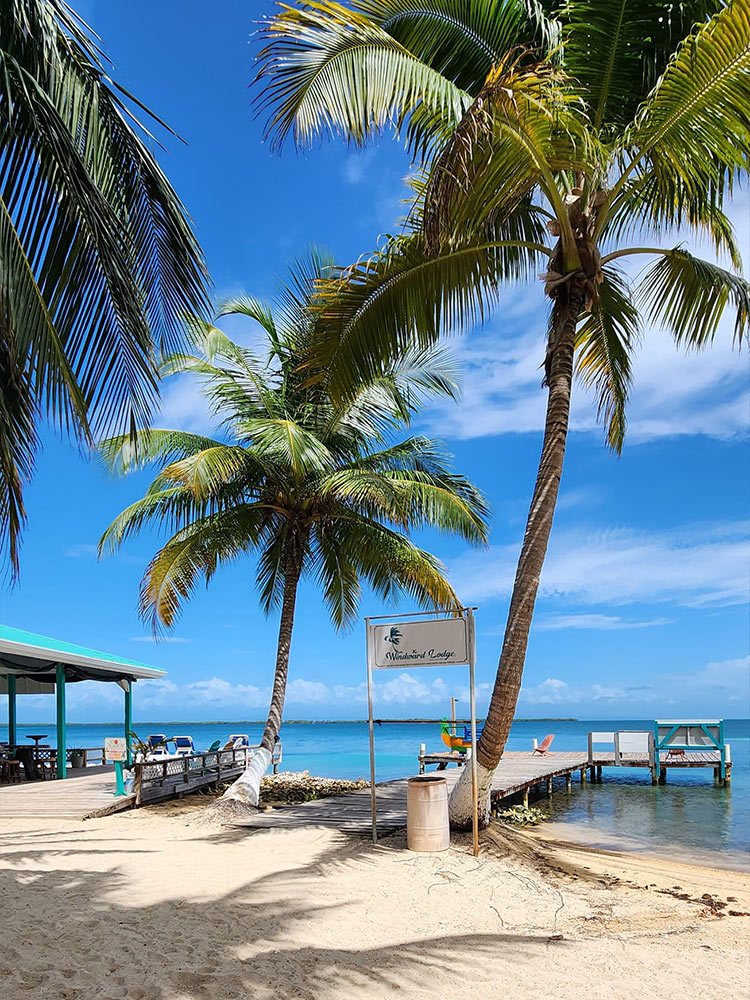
[449,279,586,827]
[209,542,303,817]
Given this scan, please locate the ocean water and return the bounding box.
[2,718,747,869]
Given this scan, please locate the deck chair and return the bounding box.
[207,740,221,752]
[173,736,194,757]
[226,734,250,748]
[146,734,171,759]
[533,734,555,755]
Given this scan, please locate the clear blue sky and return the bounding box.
[1,1,748,724]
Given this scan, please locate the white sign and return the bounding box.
[372,617,468,669]
[104,737,127,761]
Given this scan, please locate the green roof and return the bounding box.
[0,624,166,681]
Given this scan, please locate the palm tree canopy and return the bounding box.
[0,0,210,577]
[255,0,750,450]
[99,252,489,633]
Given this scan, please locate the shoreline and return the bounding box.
[511,823,750,905]
[533,816,750,874]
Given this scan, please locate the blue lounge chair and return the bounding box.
[173,736,194,757]
[146,734,171,759]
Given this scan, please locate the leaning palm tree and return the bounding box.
[254,0,750,823]
[99,252,489,816]
[0,0,209,578]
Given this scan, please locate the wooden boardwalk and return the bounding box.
[0,766,134,820]
[0,749,730,824]
[234,753,591,835]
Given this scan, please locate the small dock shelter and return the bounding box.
[0,624,165,776]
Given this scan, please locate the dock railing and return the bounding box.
[587,731,614,764]
[653,720,728,781]
[131,742,283,806]
[587,730,654,767]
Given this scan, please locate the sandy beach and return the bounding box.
[1,797,748,1000]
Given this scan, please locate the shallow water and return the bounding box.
[2,717,747,868]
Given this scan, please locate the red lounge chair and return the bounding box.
[533,734,555,755]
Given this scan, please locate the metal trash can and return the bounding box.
[407,774,449,852]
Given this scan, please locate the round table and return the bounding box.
[26,734,48,749]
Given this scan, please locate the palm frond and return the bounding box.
[254,0,471,155]
[615,0,750,213]
[316,233,545,400]
[600,174,743,271]
[554,0,722,130]
[575,266,640,452]
[237,417,333,479]
[140,506,272,630]
[154,446,267,499]
[421,57,588,254]
[99,429,226,476]
[353,0,550,92]
[216,296,279,343]
[0,0,209,577]
[637,248,750,348]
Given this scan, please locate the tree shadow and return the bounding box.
[0,823,562,1000]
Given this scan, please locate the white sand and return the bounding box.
[1,798,748,999]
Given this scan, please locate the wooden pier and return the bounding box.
[132,747,256,805]
[0,746,282,820]
[0,766,134,819]
[1,747,730,825]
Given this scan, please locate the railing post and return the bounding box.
[135,765,143,806]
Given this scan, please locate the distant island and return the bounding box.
[26,717,580,726]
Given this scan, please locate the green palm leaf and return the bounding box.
[637,248,750,347]
[553,0,722,130]
[255,0,472,154]
[575,266,640,452]
[101,264,489,633]
[0,0,209,575]
[615,0,750,213]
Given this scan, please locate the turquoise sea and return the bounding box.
[3,717,748,870]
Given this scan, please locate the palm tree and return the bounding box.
[254,0,750,824]
[99,252,489,816]
[0,0,209,579]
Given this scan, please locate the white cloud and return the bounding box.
[341,149,377,184]
[423,314,749,444]
[422,192,750,446]
[65,543,99,559]
[537,613,673,631]
[157,375,216,434]
[660,655,750,701]
[519,676,659,705]
[519,656,750,708]
[450,519,750,608]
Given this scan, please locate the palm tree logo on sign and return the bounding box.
[383,627,402,648]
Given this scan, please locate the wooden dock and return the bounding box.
[1,747,730,825]
[235,753,592,835]
[0,766,135,820]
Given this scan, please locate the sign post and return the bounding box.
[105,737,128,796]
[365,607,479,856]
